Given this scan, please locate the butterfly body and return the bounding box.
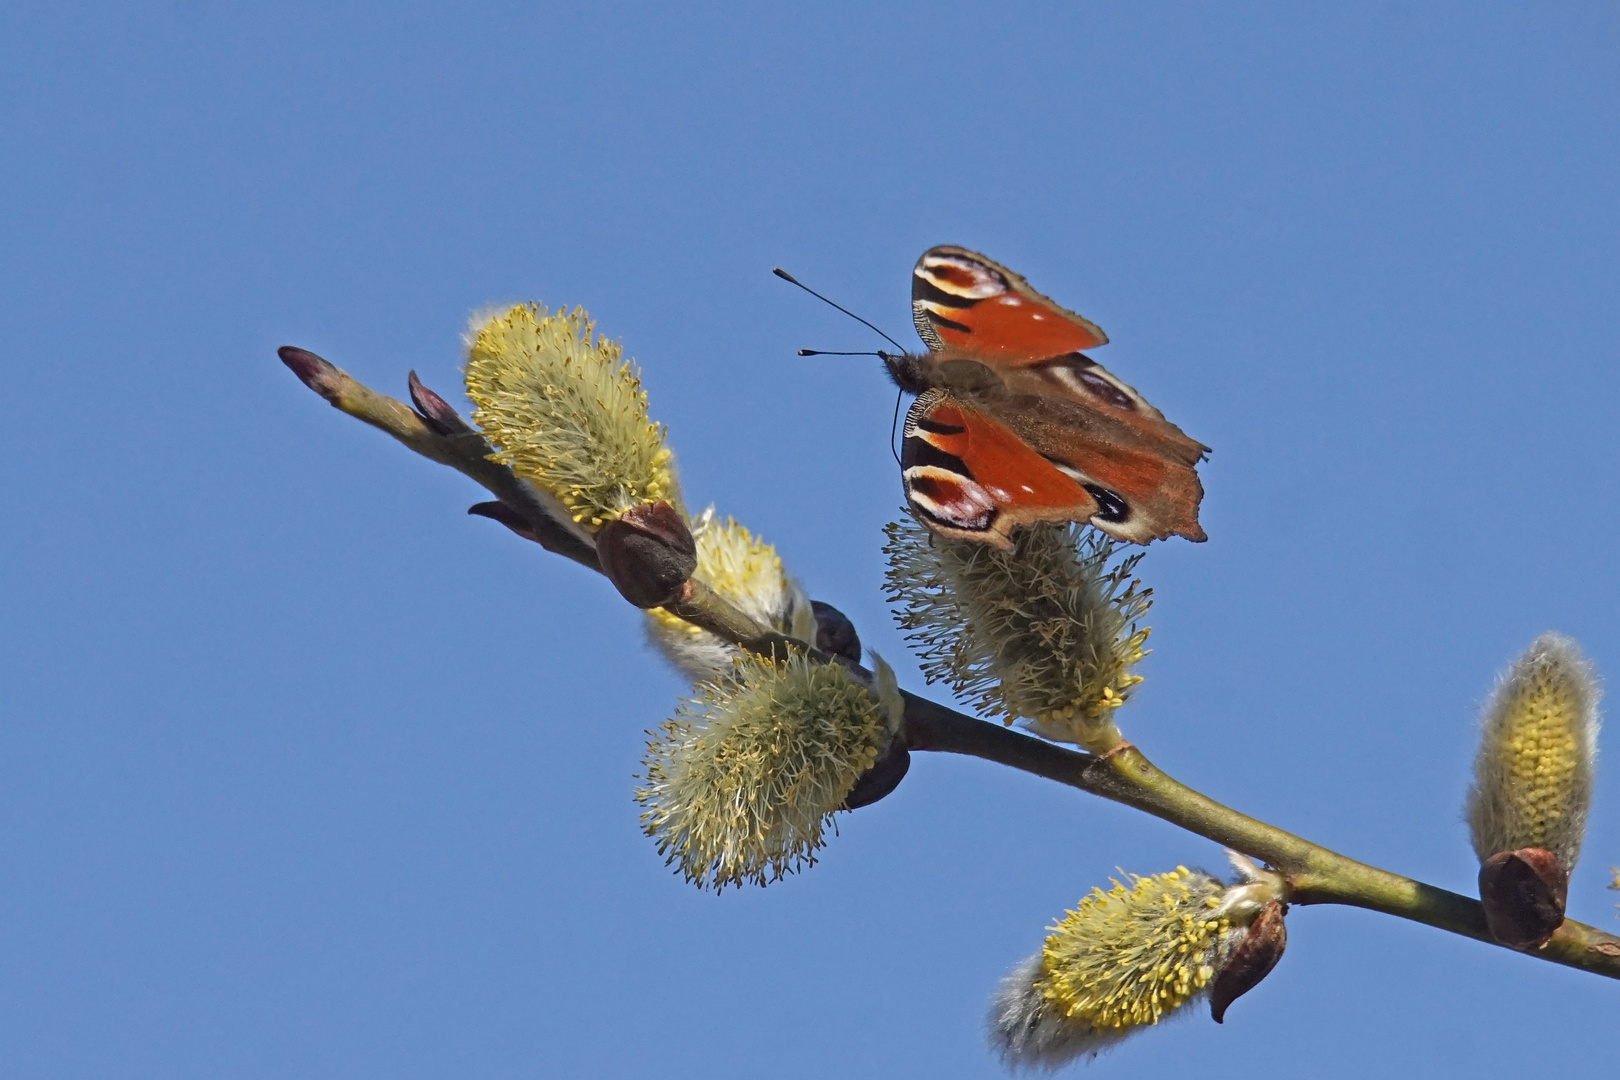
[889,247,1208,549]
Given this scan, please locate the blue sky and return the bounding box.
[1,3,1616,1077]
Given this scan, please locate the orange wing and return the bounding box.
[900,391,1099,550]
[974,356,1209,545]
[912,246,1107,361]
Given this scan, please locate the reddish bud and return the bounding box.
[278,345,342,396]
[407,371,473,436]
[1478,847,1567,950]
[1210,899,1287,1023]
[595,501,697,608]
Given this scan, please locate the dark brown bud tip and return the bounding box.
[841,733,910,811]
[1479,847,1568,950]
[811,600,861,663]
[595,501,697,608]
[407,371,474,436]
[468,501,542,542]
[278,346,342,396]
[1210,899,1287,1024]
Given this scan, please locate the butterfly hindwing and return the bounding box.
[912,246,1108,361]
[901,390,1099,549]
[983,387,1208,544]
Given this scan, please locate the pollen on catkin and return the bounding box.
[635,650,896,891]
[1465,632,1601,872]
[882,515,1150,752]
[990,867,1252,1070]
[463,304,678,530]
[1041,868,1234,1031]
[644,509,807,681]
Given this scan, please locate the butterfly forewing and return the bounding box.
[912,246,1108,361]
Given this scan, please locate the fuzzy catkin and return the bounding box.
[636,652,893,891]
[989,954,1131,1071]
[464,303,677,529]
[1040,868,1236,1031]
[1465,632,1600,871]
[883,516,1149,749]
[989,866,1256,1070]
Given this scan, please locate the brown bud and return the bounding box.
[811,600,861,662]
[468,501,543,542]
[407,371,474,436]
[595,501,697,608]
[278,345,342,395]
[841,733,910,810]
[1478,847,1567,950]
[1210,899,1287,1024]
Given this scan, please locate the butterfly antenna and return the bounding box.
[773,268,907,355]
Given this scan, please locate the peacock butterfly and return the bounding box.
[885,246,1209,549]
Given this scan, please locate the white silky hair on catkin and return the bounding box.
[988,955,1130,1071]
[645,628,739,684]
[1465,631,1601,870]
[642,579,801,683]
[463,305,512,346]
[642,508,798,682]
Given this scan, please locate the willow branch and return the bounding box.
[904,705,1620,979]
[279,347,1620,983]
[278,347,600,571]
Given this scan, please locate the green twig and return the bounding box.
[280,346,1620,983]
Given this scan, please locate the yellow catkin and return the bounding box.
[1502,679,1577,835]
[1039,868,1229,1031]
[1466,632,1599,870]
[635,652,893,891]
[464,304,677,529]
[883,516,1150,751]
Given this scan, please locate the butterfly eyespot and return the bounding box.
[1077,369,1134,410]
[920,255,1007,300]
[1084,485,1131,523]
[906,468,996,530]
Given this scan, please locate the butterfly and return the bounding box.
[884,246,1209,549]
